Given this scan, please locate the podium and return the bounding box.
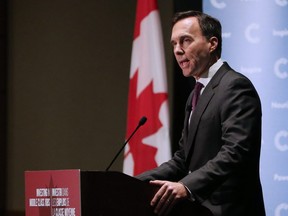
[25,170,212,216]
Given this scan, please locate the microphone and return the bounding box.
[105,116,147,171]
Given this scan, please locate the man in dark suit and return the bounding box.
[137,11,266,216]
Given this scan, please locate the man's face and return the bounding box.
[171,17,214,78]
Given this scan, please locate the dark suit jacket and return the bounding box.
[137,62,266,216]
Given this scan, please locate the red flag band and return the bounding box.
[123,0,171,176]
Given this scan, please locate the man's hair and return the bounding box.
[172,10,222,58]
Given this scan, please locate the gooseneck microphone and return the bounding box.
[105,116,147,171]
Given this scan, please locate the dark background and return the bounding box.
[0,0,201,215]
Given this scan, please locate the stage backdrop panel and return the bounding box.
[204,1,288,216]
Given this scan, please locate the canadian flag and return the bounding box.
[123,0,171,176]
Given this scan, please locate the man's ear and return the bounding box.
[209,36,218,53]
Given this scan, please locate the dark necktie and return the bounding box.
[192,82,204,110]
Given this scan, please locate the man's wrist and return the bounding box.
[178,181,196,202]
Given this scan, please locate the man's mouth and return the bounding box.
[179,59,189,68]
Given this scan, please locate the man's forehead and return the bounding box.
[173,16,198,30]
[171,17,199,40]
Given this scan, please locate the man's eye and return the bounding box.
[181,38,191,48]
[184,38,191,43]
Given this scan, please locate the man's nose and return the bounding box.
[174,44,184,55]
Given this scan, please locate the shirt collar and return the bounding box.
[198,59,224,87]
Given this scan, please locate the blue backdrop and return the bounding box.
[204,1,288,215]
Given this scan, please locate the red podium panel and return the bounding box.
[25,170,81,216]
[25,170,159,216]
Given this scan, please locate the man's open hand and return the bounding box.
[149,180,189,216]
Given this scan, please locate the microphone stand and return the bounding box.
[105,117,147,171]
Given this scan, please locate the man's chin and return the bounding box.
[182,69,193,77]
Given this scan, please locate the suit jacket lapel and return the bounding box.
[184,62,231,160]
[184,87,214,159]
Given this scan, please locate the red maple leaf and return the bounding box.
[125,70,168,176]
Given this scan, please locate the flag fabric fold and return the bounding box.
[123,0,171,176]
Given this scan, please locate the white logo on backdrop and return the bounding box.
[222,32,231,38]
[275,203,288,216]
[274,58,288,79]
[245,23,260,43]
[275,130,288,151]
[210,0,227,9]
[240,66,262,74]
[272,101,288,109]
[275,0,288,7]
[274,174,288,181]
[273,29,288,37]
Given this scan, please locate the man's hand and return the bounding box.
[149,180,189,216]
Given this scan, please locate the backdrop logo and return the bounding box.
[274,174,288,181]
[222,32,231,38]
[210,0,226,9]
[240,66,262,74]
[271,101,288,109]
[275,203,288,216]
[273,29,288,38]
[275,0,288,6]
[275,130,288,151]
[245,23,260,43]
[274,58,288,79]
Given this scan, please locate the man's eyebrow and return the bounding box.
[180,34,192,40]
[170,35,191,44]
